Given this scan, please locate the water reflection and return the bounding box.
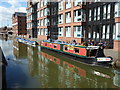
[1,37,120,88]
[36,49,115,88]
[13,39,27,59]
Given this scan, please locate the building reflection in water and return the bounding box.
[13,39,27,59]
[27,45,117,88]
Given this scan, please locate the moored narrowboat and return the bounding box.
[16,38,37,47]
[41,40,113,65]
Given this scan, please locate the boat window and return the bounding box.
[74,48,79,53]
[45,43,47,46]
[54,45,57,48]
[65,46,68,51]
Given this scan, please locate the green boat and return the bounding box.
[41,40,113,65]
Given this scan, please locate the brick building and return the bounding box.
[26,0,120,49]
[12,12,27,36]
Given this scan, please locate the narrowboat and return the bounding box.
[40,40,113,65]
[16,38,36,47]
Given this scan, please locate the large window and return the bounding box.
[37,11,40,18]
[94,8,96,21]
[74,0,82,6]
[66,0,71,9]
[93,32,96,39]
[115,2,120,17]
[58,27,63,37]
[107,4,111,19]
[65,12,71,23]
[103,5,106,19]
[97,7,100,20]
[58,1,63,11]
[74,26,83,38]
[44,28,48,36]
[44,8,47,16]
[89,9,92,21]
[74,9,84,22]
[44,18,48,26]
[41,29,44,35]
[113,24,116,39]
[41,19,43,26]
[38,29,41,35]
[106,25,110,39]
[102,25,106,39]
[43,0,47,6]
[65,26,71,37]
[58,14,63,24]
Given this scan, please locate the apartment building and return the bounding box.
[12,12,27,36]
[26,0,85,43]
[26,0,120,48]
[27,0,58,40]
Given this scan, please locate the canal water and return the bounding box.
[0,36,120,88]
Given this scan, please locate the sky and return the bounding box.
[0,0,27,27]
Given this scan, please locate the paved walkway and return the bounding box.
[104,49,120,61]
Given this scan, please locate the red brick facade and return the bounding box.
[12,12,27,36]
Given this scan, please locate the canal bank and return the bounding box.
[0,47,7,89]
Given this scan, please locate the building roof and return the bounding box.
[12,12,26,17]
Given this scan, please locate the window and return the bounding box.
[41,19,43,26]
[113,24,116,39]
[74,9,83,22]
[58,1,63,11]
[103,5,106,19]
[102,25,105,39]
[65,26,71,37]
[74,26,83,38]
[88,32,91,38]
[74,0,83,6]
[43,0,47,6]
[94,8,96,21]
[41,29,44,35]
[107,4,111,19]
[44,28,48,36]
[65,12,71,23]
[89,9,92,21]
[115,2,120,17]
[93,32,96,38]
[106,25,110,39]
[58,14,63,24]
[74,48,79,53]
[38,29,41,35]
[44,18,47,26]
[66,0,71,9]
[97,7,100,20]
[58,27,63,37]
[65,46,68,51]
[44,8,47,16]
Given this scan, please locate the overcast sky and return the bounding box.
[0,0,27,27]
